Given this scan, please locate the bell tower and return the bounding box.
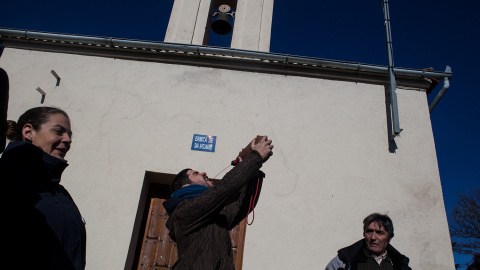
[164,0,274,52]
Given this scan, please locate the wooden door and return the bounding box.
[137,198,177,269]
[137,198,247,270]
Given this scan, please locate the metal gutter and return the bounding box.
[0,28,452,84]
[429,66,451,113]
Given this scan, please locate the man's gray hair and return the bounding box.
[363,213,394,240]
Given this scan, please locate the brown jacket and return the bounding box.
[165,151,264,269]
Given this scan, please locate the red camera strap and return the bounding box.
[247,177,260,226]
[214,164,260,226]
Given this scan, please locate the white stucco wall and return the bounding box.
[0,48,454,270]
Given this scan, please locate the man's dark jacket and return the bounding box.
[163,151,264,270]
[326,239,411,270]
[1,142,86,270]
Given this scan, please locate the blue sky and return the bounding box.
[1,0,478,268]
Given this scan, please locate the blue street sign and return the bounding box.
[191,134,217,152]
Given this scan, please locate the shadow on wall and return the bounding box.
[384,85,398,153]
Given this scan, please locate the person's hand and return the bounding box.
[250,136,273,160]
[235,149,244,163]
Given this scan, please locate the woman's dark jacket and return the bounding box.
[163,151,264,270]
[326,239,411,270]
[1,141,86,270]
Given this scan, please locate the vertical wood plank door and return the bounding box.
[137,198,247,270]
[137,198,177,270]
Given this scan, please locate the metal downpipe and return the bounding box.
[383,0,402,138]
[429,66,452,113]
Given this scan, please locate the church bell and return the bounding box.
[211,4,234,35]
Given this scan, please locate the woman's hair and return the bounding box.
[6,106,69,142]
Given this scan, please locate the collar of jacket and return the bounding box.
[162,198,184,215]
[338,239,369,266]
[337,239,409,270]
[2,141,68,186]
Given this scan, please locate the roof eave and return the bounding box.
[0,28,451,90]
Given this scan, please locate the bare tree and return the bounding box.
[466,254,480,270]
[450,188,480,256]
